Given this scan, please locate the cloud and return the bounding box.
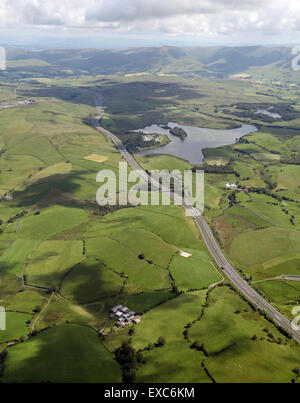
[22,3,64,25]
[85,0,271,23]
[1,0,300,39]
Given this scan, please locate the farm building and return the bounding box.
[2,195,14,201]
[225,183,237,190]
[110,305,123,314]
[110,305,142,327]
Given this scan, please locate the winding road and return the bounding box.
[94,105,300,344]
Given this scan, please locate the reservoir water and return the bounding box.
[136,122,257,164]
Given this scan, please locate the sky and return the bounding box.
[0,0,300,48]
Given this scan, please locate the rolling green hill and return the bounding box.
[3,46,295,79]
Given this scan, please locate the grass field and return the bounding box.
[135,154,191,172]
[36,295,96,330]
[170,249,222,291]
[132,291,207,350]
[0,312,31,344]
[127,290,175,313]
[254,280,300,319]
[5,290,45,313]
[189,286,300,383]
[0,239,40,278]
[2,206,88,241]
[86,236,172,293]
[26,240,84,290]
[1,71,300,382]
[86,205,203,250]
[61,257,124,303]
[230,227,300,273]
[131,291,210,382]
[2,324,122,383]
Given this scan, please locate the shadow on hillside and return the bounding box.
[19,86,97,108]
[2,322,122,383]
[20,80,207,111]
[10,170,97,210]
[102,81,206,107]
[58,258,124,304]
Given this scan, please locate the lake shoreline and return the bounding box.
[135,122,257,164]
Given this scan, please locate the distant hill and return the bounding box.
[3,46,294,79]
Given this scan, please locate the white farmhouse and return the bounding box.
[225,183,237,190]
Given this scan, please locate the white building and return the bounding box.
[111,305,123,313]
[225,183,237,190]
[143,135,160,143]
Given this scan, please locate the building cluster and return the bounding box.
[225,183,238,190]
[1,195,14,201]
[110,305,142,327]
[23,99,36,105]
[143,134,160,142]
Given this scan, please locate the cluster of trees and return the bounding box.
[169,127,187,140]
[281,153,300,165]
[232,102,298,122]
[82,115,96,127]
[114,341,145,383]
[114,338,165,383]
[293,367,300,377]
[123,133,158,153]
[94,203,135,217]
[0,350,7,378]
[236,137,249,144]
[7,210,27,224]
[228,191,237,207]
[144,336,166,351]
[192,164,235,175]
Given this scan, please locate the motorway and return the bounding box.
[95,110,300,344]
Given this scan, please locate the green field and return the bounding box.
[170,249,222,291]
[0,61,300,383]
[0,312,31,344]
[127,290,175,313]
[2,206,88,241]
[131,291,210,382]
[61,257,124,303]
[5,290,45,313]
[0,239,39,278]
[189,286,300,383]
[230,227,300,274]
[3,324,122,383]
[26,240,84,289]
[254,280,300,319]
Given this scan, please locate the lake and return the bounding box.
[136,122,257,164]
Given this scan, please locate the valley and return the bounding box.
[0,47,300,383]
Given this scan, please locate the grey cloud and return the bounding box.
[85,0,271,23]
[1,0,300,39]
[22,3,64,26]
